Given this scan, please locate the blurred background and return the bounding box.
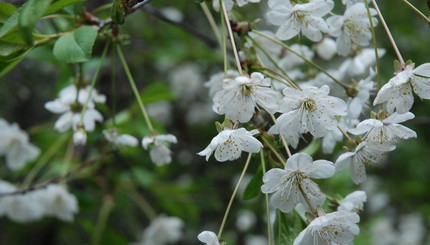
[0,0,429,244]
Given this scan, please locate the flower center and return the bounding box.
[303,98,317,112]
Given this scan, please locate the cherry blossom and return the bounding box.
[267,0,334,41]
[103,129,138,147]
[198,231,220,245]
[133,215,184,245]
[261,153,335,213]
[142,134,178,166]
[337,190,367,212]
[212,72,282,123]
[293,211,360,245]
[373,63,430,113]
[197,128,262,162]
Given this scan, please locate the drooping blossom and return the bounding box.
[198,231,221,245]
[133,215,184,245]
[337,190,367,212]
[103,129,138,147]
[142,134,177,166]
[261,153,335,213]
[197,128,262,162]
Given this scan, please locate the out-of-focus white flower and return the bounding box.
[349,112,417,144]
[160,7,183,22]
[341,48,385,78]
[245,235,268,245]
[212,0,234,12]
[338,190,367,212]
[103,129,138,147]
[342,0,371,7]
[197,128,262,162]
[142,134,177,166]
[169,63,203,101]
[398,213,425,245]
[0,119,40,171]
[335,142,395,184]
[198,231,220,245]
[293,211,360,245]
[146,101,172,125]
[267,0,333,41]
[373,63,430,113]
[236,0,260,7]
[236,210,257,232]
[41,184,79,222]
[348,68,376,119]
[213,72,282,123]
[278,44,314,70]
[45,85,105,132]
[327,3,377,56]
[135,215,184,245]
[269,85,347,148]
[261,153,335,213]
[73,128,87,146]
[316,38,337,60]
[186,102,218,125]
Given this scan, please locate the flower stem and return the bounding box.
[220,0,243,74]
[371,0,405,65]
[270,114,292,158]
[218,153,252,237]
[364,0,382,90]
[253,30,352,91]
[116,45,155,132]
[79,43,110,126]
[254,65,300,90]
[22,133,70,188]
[92,195,114,245]
[201,2,222,48]
[400,0,430,25]
[127,187,157,221]
[260,151,272,245]
[261,136,286,164]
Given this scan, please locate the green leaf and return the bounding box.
[0,2,17,23]
[274,210,305,245]
[111,0,127,25]
[18,0,53,44]
[141,82,176,103]
[0,41,27,57]
[45,0,85,15]
[243,166,263,200]
[53,25,98,63]
[0,10,19,39]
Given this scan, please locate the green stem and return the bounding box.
[364,0,382,90]
[254,65,300,90]
[270,114,292,158]
[260,151,272,245]
[79,44,110,126]
[92,195,115,245]
[261,136,286,164]
[128,188,157,221]
[116,45,155,132]
[220,0,243,74]
[22,133,70,187]
[371,0,405,65]
[218,153,253,237]
[400,0,430,25]
[253,30,353,91]
[201,2,222,48]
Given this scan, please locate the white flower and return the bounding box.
[41,184,79,222]
[338,190,367,212]
[147,101,173,125]
[205,70,240,97]
[212,0,234,12]
[293,211,360,245]
[236,210,256,232]
[322,114,359,154]
[269,85,347,148]
[278,44,314,70]
[335,142,395,184]
[197,128,262,162]
[169,63,203,101]
[212,72,282,123]
[103,129,138,147]
[0,119,40,171]
[142,134,177,166]
[316,37,337,60]
[45,84,105,132]
[342,0,371,7]
[327,3,377,56]
[137,215,184,245]
[261,153,335,213]
[267,0,333,41]
[198,231,220,245]
[349,112,417,144]
[73,128,87,145]
[373,63,430,113]
[347,68,376,119]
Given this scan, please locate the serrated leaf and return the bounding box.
[45,0,85,15]
[19,0,53,44]
[0,2,17,23]
[111,0,127,25]
[53,25,98,63]
[243,166,263,200]
[274,210,305,245]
